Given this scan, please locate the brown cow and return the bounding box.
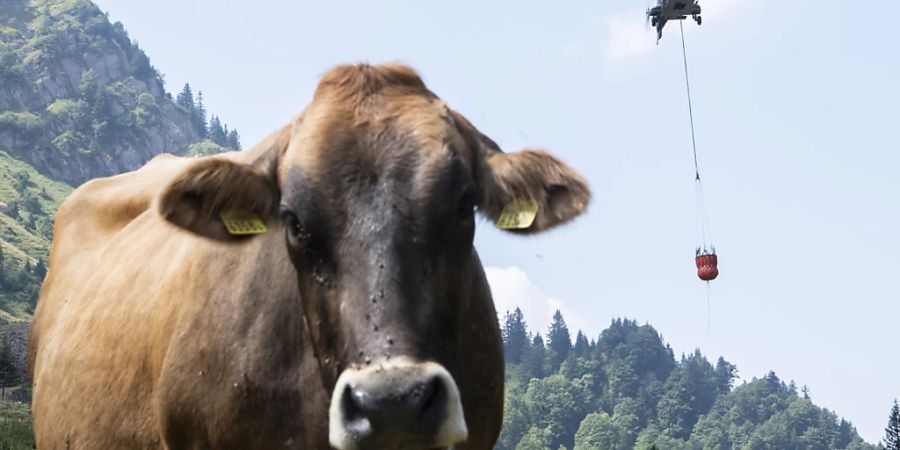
[28,63,590,450]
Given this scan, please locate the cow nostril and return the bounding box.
[343,376,447,426]
[340,385,359,420]
[341,385,373,436]
[418,376,439,411]
[329,364,467,450]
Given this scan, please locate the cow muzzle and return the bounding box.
[328,357,468,450]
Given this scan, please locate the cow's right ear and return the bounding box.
[158,157,279,241]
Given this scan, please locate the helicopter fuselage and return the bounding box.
[648,0,702,42]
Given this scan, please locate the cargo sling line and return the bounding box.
[681,21,714,332]
[680,20,712,253]
[680,21,700,182]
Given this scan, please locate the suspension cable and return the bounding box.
[679,20,714,330]
[706,281,711,333]
[679,21,700,181]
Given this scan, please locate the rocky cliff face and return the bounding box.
[0,0,201,185]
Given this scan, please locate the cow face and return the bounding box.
[158,64,589,450]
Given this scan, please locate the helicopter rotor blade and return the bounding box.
[645,0,651,30]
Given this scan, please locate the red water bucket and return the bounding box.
[695,252,719,281]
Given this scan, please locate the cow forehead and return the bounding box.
[278,94,471,191]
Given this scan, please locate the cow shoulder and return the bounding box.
[51,154,192,260]
[29,153,193,380]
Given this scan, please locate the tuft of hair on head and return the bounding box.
[315,63,431,104]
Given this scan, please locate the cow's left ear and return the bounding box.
[479,148,590,233]
[158,157,279,241]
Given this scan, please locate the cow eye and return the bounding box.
[281,209,305,239]
[458,189,476,218]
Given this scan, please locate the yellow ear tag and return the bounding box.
[496,198,539,230]
[219,210,268,235]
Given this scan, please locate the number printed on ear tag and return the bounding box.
[496,199,539,230]
[219,210,268,235]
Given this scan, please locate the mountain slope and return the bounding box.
[0,0,238,321]
[0,0,203,185]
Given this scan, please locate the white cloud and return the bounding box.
[485,266,584,338]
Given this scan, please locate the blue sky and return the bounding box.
[93,0,899,442]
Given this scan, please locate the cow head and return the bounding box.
[158,64,589,449]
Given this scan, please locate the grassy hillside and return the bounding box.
[0,150,72,322]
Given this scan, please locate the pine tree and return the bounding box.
[0,338,19,400]
[12,170,29,192]
[34,259,47,279]
[714,357,737,394]
[209,115,226,146]
[886,399,900,450]
[225,129,241,150]
[572,331,590,358]
[194,91,208,137]
[176,83,195,112]
[502,308,529,364]
[521,335,546,380]
[837,419,853,449]
[547,310,571,370]
[6,200,19,219]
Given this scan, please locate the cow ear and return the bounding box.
[479,149,590,233]
[158,157,279,241]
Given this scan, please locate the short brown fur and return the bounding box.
[28,63,590,450]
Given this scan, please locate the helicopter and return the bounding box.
[646,0,702,43]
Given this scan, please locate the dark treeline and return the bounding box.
[175,84,241,150]
[0,337,20,398]
[498,308,877,450]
